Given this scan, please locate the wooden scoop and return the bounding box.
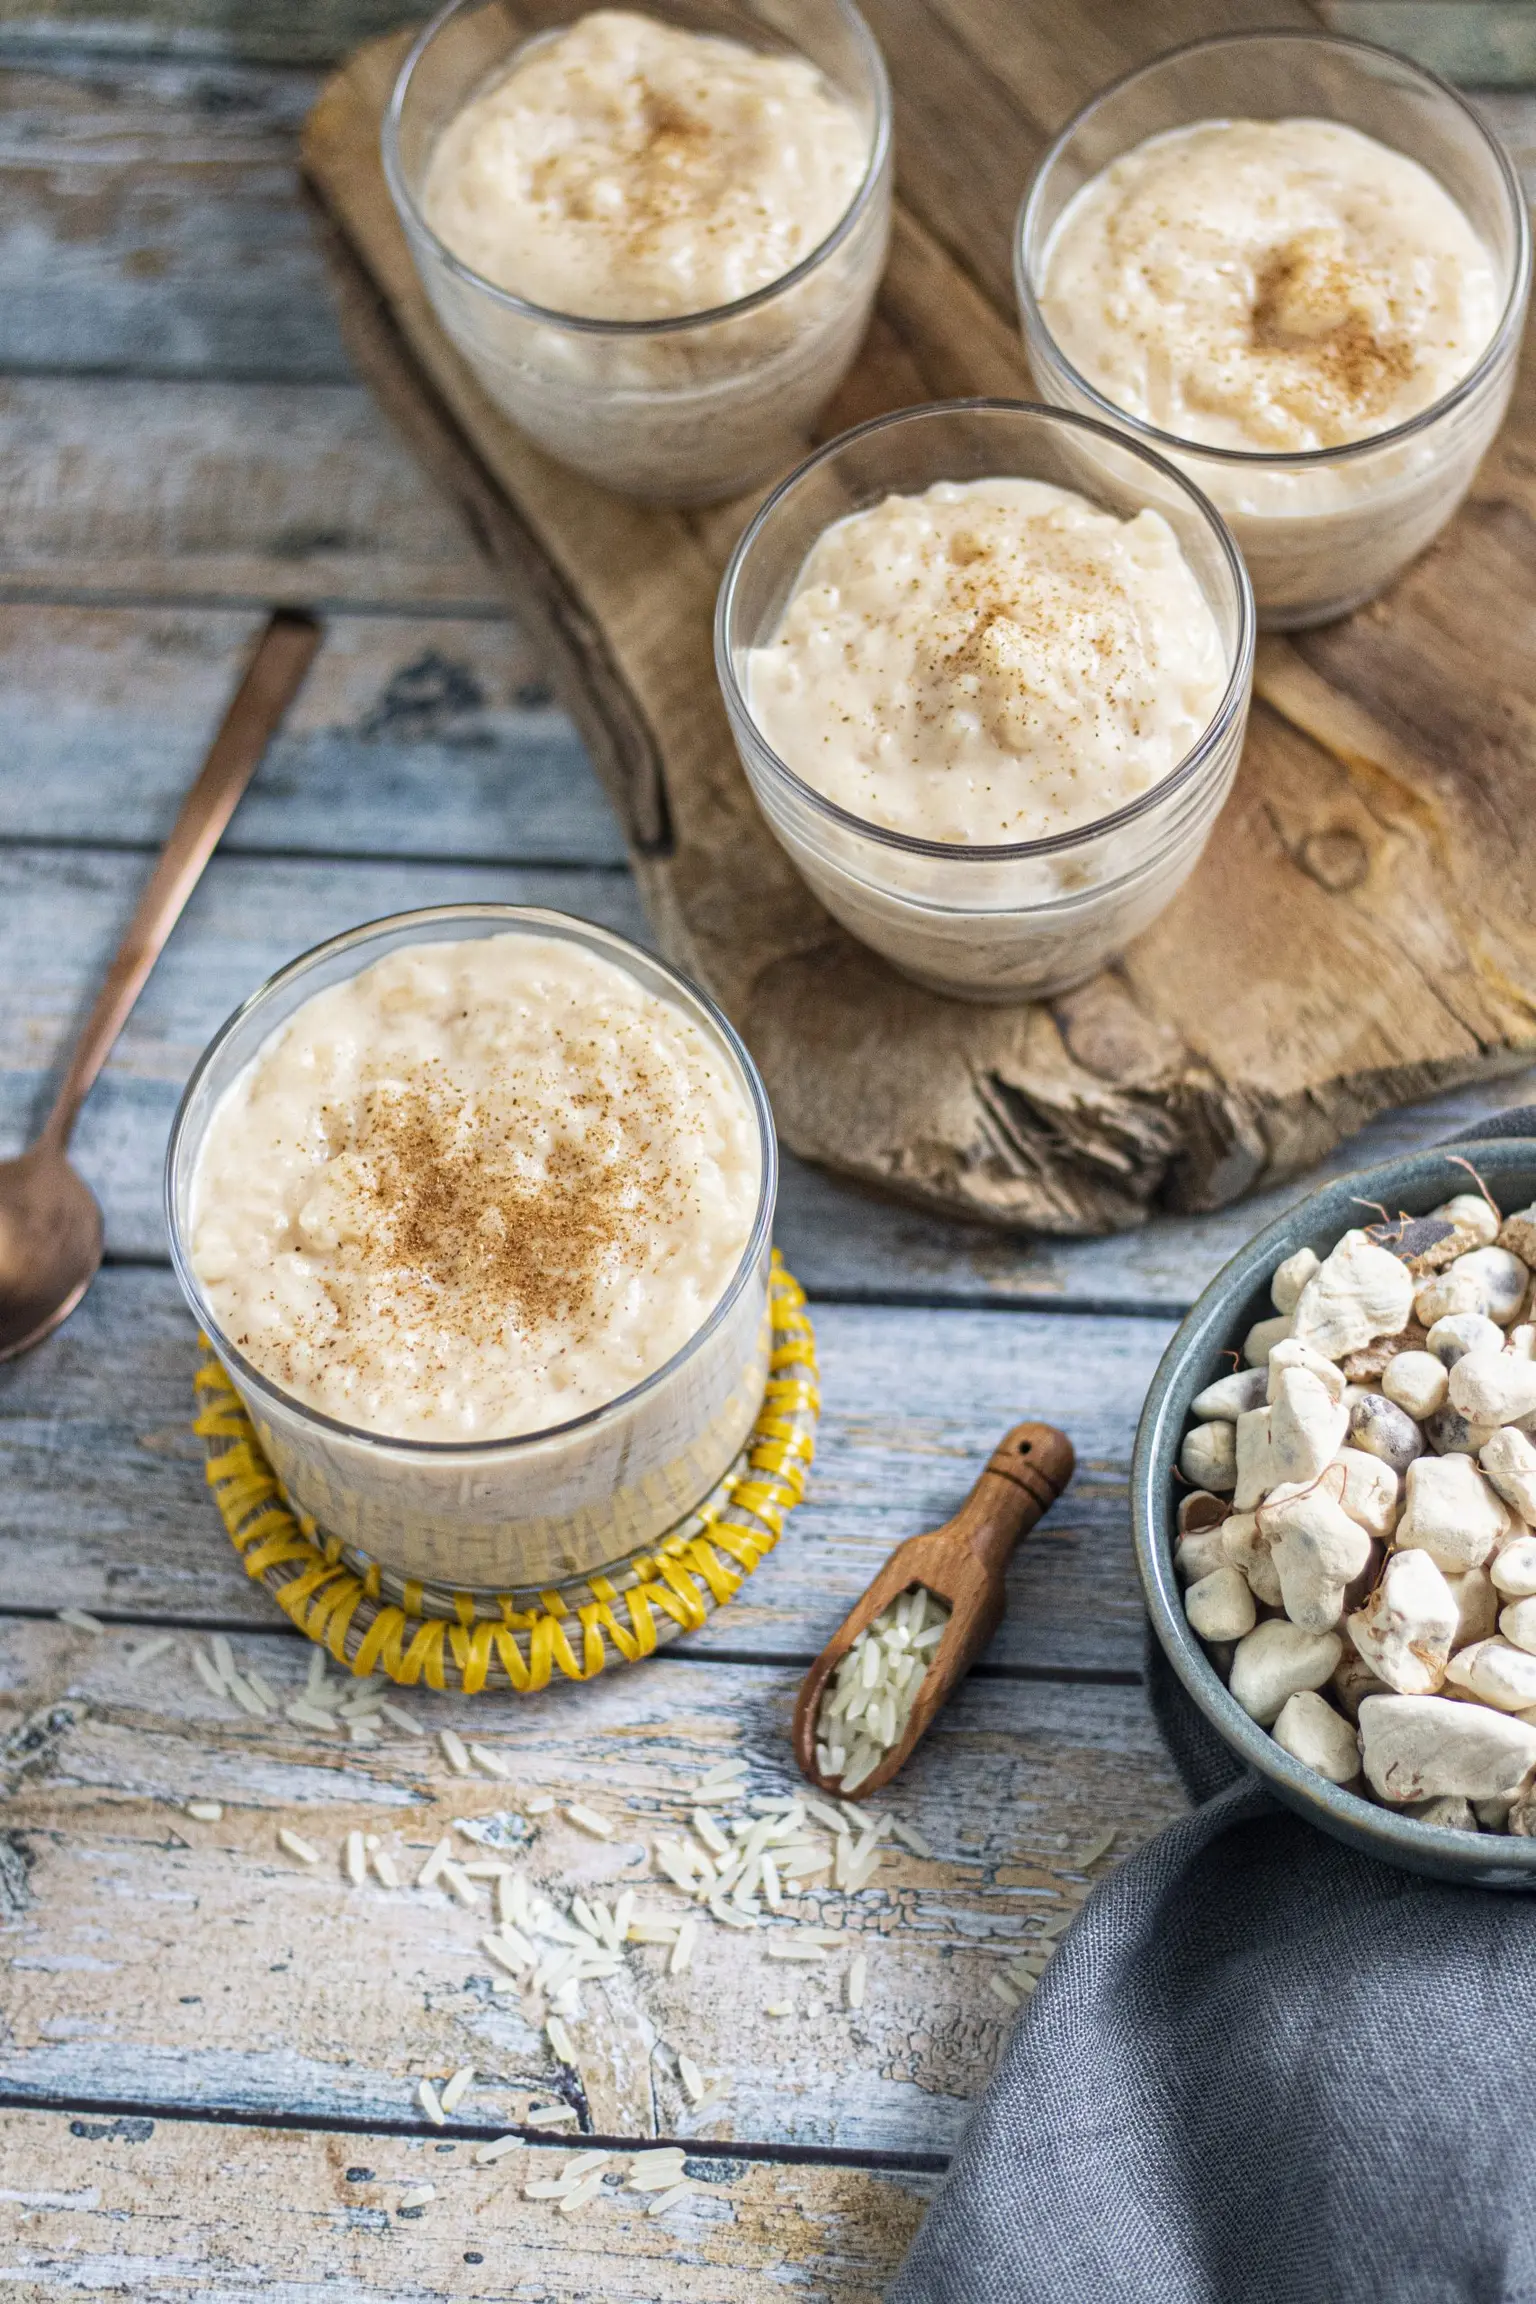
[791,1420,1075,1802]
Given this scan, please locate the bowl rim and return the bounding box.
[1015,26,1533,474]
[163,902,779,1463]
[713,394,1256,866]
[1132,1133,1536,1877]
[381,0,893,338]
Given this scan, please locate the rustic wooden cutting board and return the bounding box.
[301,1,1536,1237]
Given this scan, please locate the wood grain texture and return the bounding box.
[304,22,1536,1240]
[0,602,623,862]
[0,375,500,607]
[0,1268,1167,1675]
[0,53,348,382]
[0,1620,1183,2151]
[0,2109,935,2303]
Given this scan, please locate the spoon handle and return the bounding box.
[41,610,321,1151]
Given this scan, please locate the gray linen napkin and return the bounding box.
[891,1110,1536,2304]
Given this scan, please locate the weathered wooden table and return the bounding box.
[2,5,1534,2297]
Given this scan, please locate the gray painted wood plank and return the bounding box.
[0,2109,937,2304]
[0,1618,1183,2152]
[0,1266,1167,1676]
[0,602,626,863]
[0,1,420,68]
[0,376,501,607]
[0,53,349,382]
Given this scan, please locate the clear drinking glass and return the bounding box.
[384,0,893,503]
[715,399,1255,1003]
[1016,31,1531,629]
[165,906,778,1595]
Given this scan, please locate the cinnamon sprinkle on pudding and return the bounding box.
[189,934,758,1442]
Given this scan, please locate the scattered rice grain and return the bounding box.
[647,2182,693,2217]
[57,1608,104,1634]
[439,1728,471,1776]
[186,1801,222,1822]
[126,1635,174,1672]
[285,1700,338,1733]
[417,2077,445,2126]
[193,1651,227,1700]
[277,1827,320,1865]
[475,2134,521,2165]
[439,2065,474,2115]
[565,1804,613,1840]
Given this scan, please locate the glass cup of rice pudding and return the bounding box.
[165,907,776,1596]
[715,399,1254,1003]
[1016,31,1531,628]
[384,0,892,501]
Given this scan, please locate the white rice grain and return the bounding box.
[469,1743,511,1781]
[989,1974,1022,2009]
[439,2065,474,2115]
[524,2104,578,2128]
[565,1804,613,1840]
[439,1862,481,1909]
[57,1608,104,1634]
[669,1916,697,1975]
[890,1818,934,1858]
[371,1847,400,1891]
[646,2182,693,2217]
[186,1801,222,1822]
[416,1834,452,1890]
[343,1829,366,1888]
[678,2055,706,2104]
[277,1827,320,1865]
[526,1794,555,1815]
[691,1809,730,1857]
[439,1727,471,1776]
[378,1701,420,1734]
[417,2077,445,2126]
[193,1650,227,1700]
[126,1635,175,1672]
[244,1669,279,1711]
[475,2134,521,2165]
[546,2015,576,2065]
[557,2170,609,2214]
[285,1700,338,1733]
[847,1954,867,2010]
[398,2184,434,2211]
[1071,1829,1117,1870]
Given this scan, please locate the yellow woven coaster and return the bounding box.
[192,1255,818,1695]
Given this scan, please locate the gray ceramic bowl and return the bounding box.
[1133,1136,1536,1888]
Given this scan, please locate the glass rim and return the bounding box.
[713,395,1257,866]
[1014,26,1533,473]
[163,903,779,1462]
[382,0,893,339]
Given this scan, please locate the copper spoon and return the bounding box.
[0,608,321,1361]
[792,1420,1075,1802]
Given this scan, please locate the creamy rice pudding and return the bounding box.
[189,933,761,1444]
[746,478,1227,846]
[422,9,868,320]
[1040,119,1499,456]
